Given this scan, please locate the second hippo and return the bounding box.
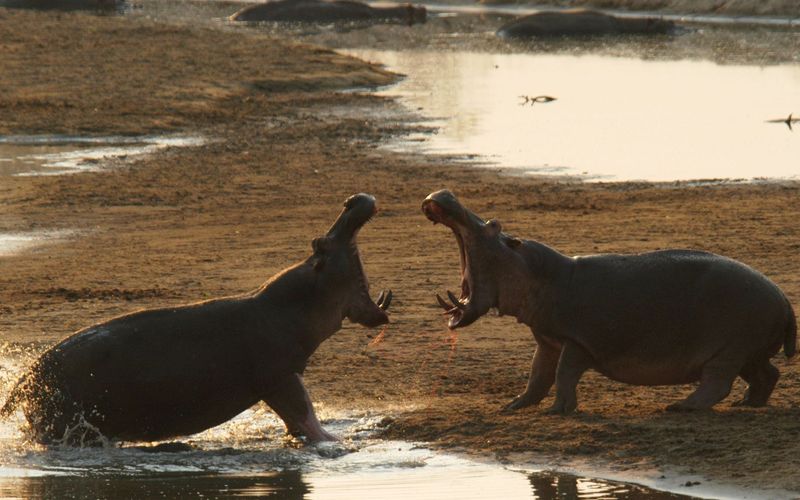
[497,9,675,38]
[423,190,796,414]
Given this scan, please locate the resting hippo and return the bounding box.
[497,9,674,38]
[1,194,391,444]
[423,190,796,414]
[230,0,426,25]
[0,0,121,10]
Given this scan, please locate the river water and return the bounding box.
[341,49,800,182]
[0,345,694,499]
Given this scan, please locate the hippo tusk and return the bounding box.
[436,293,452,311]
[447,290,465,310]
[377,290,392,310]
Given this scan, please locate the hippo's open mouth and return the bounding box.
[327,193,391,327]
[422,191,482,329]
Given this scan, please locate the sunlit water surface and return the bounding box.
[0,345,697,499]
[0,232,72,257]
[343,49,800,182]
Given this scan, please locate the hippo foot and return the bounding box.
[665,402,714,412]
[731,397,768,408]
[311,429,339,443]
[291,428,338,443]
[501,395,536,413]
[544,400,577,416]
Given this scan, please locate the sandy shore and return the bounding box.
[1,7,799,497]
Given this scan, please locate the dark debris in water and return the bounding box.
[131,442,196,453]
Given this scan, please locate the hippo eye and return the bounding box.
[344,196,357,210]
[486,219,502,235]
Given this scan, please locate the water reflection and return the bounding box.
[346,49,800,182]
[0,469,702,500]
[0,471,309,499]
[529,473,692,499]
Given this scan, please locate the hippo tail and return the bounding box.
[784,296,797,359]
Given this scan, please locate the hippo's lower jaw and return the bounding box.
[423,195,490,330]
[347,289,392,327]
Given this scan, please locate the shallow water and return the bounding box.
[0,135,204,176]
[0,231,71,257]
[0,345,700,500]
[343,48,800,182]
[0,412,696,500]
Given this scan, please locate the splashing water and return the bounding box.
[0,343,716,499]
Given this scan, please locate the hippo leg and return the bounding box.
[733,360,779,407]
[546,340,594,415]
[262,373,336,442]
[504,335,561,412]
[666,360,739,411]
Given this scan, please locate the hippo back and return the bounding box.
[231,0,386,22]
[554,249,793,385]
[497,9,673,38]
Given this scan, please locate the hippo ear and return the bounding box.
[505,236,522,249]
[311,238,328,271]
[312,237,329,254]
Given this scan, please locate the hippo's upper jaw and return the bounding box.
[422,190,500,329]
[327,193,377,243]
[316,193,391,329]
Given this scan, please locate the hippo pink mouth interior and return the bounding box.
[423,200,475,328]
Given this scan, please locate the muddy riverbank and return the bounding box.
[1,7,799,497]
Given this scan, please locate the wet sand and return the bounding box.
[1,8,799,497]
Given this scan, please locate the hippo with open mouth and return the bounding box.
[229,0,427,25]
[423,189,796,414]
[2,194,391,445]
[496,9,675,39]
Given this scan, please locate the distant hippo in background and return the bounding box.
[497,9,675,38]
[0,0,121,10]
[1,194,391,445]
[230,0,427,25]
[423,190,796,414]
